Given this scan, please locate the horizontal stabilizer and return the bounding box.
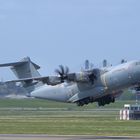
[0,57,40,70]
[0,61,26,67]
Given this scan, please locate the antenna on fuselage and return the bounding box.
[103,59,107,67]
[85,60,90,70]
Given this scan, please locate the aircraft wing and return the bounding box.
[6,76,61,86]
[2,61,98,86]
[5,73,86,85]
[6,70,97,86]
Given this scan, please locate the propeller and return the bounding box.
[55,63,97,85]
[88,69,97,84]
[55,65,69,82]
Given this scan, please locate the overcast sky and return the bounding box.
[0,0,140,80]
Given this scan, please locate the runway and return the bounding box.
[0,135,139,140]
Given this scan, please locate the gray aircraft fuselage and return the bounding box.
[30,60,140,106]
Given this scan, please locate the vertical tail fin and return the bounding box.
[10,57,41,79]
[0,57,43,92]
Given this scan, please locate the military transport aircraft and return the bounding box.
[0,57,140,106]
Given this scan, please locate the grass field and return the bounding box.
[0,98,139,136]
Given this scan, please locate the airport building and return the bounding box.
[120,104,140,120]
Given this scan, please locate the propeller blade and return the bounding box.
[59,65,65,75]
[55,65,70,82]
[55,69,61,76]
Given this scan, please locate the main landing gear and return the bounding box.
[76,95,115,107]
